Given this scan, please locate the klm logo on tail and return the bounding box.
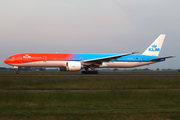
[149,44,160,52]
[142,34,165,56]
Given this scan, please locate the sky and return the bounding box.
[0,0,179,69]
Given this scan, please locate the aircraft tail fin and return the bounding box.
[142,34,166,56]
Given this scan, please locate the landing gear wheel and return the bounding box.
[14,67,19,74]
[81,71,98,74]
[94,71,98,74]
[82,71,86,74]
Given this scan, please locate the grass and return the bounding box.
[0,71,180,119]
[0,91,180,119]
[1,114,180,120]
[0,73,180,90]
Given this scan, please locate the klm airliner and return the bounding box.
[4,34,174,74]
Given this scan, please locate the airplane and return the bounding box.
[4,34,174,74]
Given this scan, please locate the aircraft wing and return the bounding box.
[82,52,138,64]
[149,56,175,61]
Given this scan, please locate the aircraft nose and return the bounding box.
[4,59,8,64]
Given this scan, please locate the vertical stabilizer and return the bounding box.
[142,34,166,56]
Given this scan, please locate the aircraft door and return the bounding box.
[43,56,47,61]
[42,56,47,66]
[139,58,142,63]
[18,56,22,63]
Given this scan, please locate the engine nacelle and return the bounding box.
[67,61,82,71]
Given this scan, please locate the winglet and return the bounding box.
[142,34,166,56]
[132,52,139,54]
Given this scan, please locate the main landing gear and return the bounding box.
[82,71,98,74]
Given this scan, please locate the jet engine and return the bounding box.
[60,62,82,71]
[67,61,82,71]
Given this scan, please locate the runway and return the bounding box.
[32,73,180,76]
[0,73,180,76]
[1,89,180,92]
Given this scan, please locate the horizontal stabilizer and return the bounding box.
[149,56,175,61]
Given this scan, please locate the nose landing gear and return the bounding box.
[14,66,19,74]
[16,70,19,74]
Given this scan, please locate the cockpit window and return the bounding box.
[7,57,11,59]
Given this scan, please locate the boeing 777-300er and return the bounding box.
[4,34,174,74]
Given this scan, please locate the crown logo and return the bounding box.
[149,44,160,52]
[23,54,31,58]
[151,44,157,48]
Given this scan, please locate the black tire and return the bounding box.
[82,71,98,74]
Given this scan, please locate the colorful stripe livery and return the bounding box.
[4,34,175,74]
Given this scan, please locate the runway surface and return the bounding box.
[0,73,180,76]
[1,89,180,92]
[1,71,180,76]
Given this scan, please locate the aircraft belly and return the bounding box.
[100,62,156,68]
[10,61,157,69]
[104,62,138,68]
[10,61,67,67]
